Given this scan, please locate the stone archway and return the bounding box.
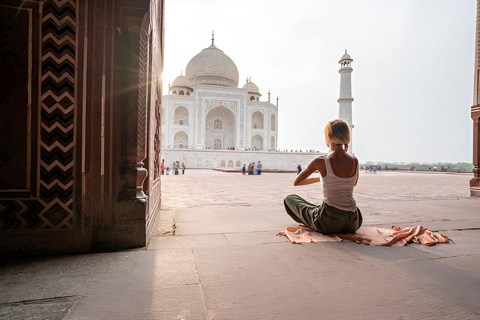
[270,136,276,149]
[252,111,264,129]
[251,134,263,150]
[174,106,188,125]
[205,106,236,149]
[174,131,188,148]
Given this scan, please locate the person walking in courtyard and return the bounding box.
[248,163,252,175]
[252,162,256,175]
[182,162,186,175]
[161,159,165,175]
[297,164,302,175]
[242,164,246,175]
[284,119,362,234]
[257,161,262,175]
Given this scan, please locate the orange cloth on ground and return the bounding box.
[277,225,451,246]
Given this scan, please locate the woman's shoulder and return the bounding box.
[309,156,326,170]
[343,153,358,163]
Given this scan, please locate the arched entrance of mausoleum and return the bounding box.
[174,131,188,148]
[205,106,236,150]
[251,134,263,150]
[174,106,189,125]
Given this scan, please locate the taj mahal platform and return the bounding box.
[1,170,479,319]
[161,147,323,170]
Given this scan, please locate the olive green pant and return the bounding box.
[283,194,362,234]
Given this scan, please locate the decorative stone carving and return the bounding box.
[154,98,162,180]
[205,99,237,114]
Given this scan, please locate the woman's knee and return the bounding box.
[284,194,298,204]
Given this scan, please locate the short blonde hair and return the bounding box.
[324,119,350,152]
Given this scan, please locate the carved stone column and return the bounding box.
[135,21,151,203]
[471,0,480,197]
[472,105,480,196]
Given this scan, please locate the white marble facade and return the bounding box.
[162,39,278,151]
[161,149,322,171]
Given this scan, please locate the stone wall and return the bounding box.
[0,0,165,258]
[161,149,324,171]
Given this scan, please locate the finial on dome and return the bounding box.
[212,30,214,45]
[245,77,249,83]
[249,77,251,83]
[345,49,347,54]
[181,70,183,76]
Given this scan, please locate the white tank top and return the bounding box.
[320,155,358,212]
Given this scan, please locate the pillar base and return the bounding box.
[470,177,480,197]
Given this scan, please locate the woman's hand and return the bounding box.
[295,177,320,186]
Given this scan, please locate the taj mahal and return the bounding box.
[162,35,278,151]
[161,35,355,170]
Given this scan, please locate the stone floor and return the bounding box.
[1,170,479,319]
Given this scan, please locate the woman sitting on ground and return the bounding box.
[284,119,362,234]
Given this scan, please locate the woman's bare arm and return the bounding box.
[294,158,322,186]
[354,158,359,186]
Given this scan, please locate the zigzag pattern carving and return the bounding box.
[0,201,46,230]
[37,0,76,229]
[0,0,77,230]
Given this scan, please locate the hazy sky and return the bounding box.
[163,0,476,163]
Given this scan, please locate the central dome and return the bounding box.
[185,44,239,88]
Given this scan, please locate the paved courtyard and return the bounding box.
[1,170,480,319]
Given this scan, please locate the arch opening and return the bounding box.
[174,131,188,148]
[252,111,264,129]
[206,106,236,150]
[270,136,276,149]
[174,106,188,125]
[251,134,263,150]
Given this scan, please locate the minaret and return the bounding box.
[338,50,354,154]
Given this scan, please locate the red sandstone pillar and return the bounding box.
[472,0,480,196]
[472,106,480,196]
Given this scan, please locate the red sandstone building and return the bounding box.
[0,0,164,257]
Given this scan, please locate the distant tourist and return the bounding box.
[166,167,170,175]
[297,164,302,175]
[182,162,186,174]
[242,164,246,175]
[248,163,252,175]
[161,159,165,175]
[284,119,361,235]
[257,161,262,175]
[252,162,256,175]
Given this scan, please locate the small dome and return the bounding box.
[172,75,192,88]
[340,51,353,62]
[185,44,239,88]
[243,81,260,94]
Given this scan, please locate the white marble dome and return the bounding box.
[340,52,352,61]
[172,75,192,88]
[185,44,239,88]
[242,81,260,94]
